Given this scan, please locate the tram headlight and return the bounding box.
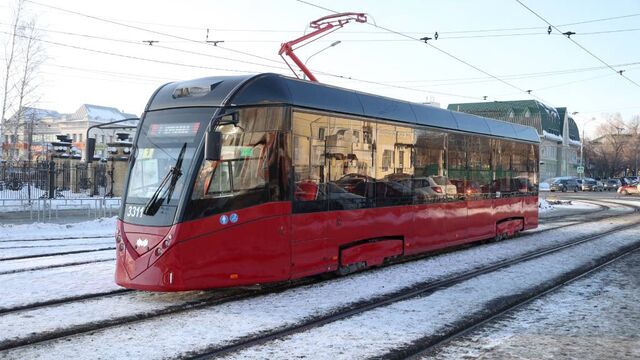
[163,234,172,248]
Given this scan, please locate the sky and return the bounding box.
[1,0,639,137]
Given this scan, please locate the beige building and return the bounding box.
[2,104,137,161]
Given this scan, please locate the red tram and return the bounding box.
[115,73,540,291]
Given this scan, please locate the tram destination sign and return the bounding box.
[149,122,200,137]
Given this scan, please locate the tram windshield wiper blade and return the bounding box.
[142,142,187,216]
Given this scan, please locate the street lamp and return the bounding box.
[302,40,341,80]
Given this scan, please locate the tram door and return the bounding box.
[290,113,332,278]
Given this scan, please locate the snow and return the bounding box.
[0,250,113,274]
[430,251,640,359]
[226,226,640,359]
[1,213,639,359]
[0,262,120,311]
[0,217,116,240]
[543,130,564,143]
[538,197,554,212]
[568,138,582,147]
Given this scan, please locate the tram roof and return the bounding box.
[147,73,540,143]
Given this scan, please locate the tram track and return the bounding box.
[184,219,640,359]
[0,242,113,250]
[0,235,111,243]
[3,208,639,356]
[0,247,115,262]
[0,278,316,352]
[0,288,131,316]
[399,243,640,359]
[0,257,114,275]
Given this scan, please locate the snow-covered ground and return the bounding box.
[430,251,640,360]
[0,217,116,240]
[1,202,639,359]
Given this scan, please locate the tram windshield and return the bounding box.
[122,108,213,225]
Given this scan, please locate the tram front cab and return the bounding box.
[116,104,293,291]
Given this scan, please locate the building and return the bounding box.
[2,104,137,161]
[447,100,581,180]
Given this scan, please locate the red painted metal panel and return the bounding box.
[497,218,524,236]
[116,203,291,291]
[411,203,449,254]
[444,200,468,243]
[341,239,403,267]
[522,196,539,229]
[466,198,495,241]
[115,196,539,291]
[290,211,331,278]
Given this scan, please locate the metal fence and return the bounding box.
[0,161,114,200]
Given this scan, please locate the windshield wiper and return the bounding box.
[142,142,187,216]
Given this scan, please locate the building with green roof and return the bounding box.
[448,100,581,180]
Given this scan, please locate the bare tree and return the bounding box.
[7,18,45,161]
[588,113,632,178]
[624,115,640,176]
[1,0,45,162]
[1,0,25,154]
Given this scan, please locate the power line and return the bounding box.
[385,61,640,85]
[25,0,285,66]
[0,27,484,102]
[8,21,638,89]
[20,1,485,100]
[296,0,555,106]
[0,22,290,72]
[0,29,267,75]
[514,0,640,90]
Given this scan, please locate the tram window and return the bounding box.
[492,140,514,196]
[373,123,413,207]
[414,129,449,204]
[529,143,539,192]
[186,106,289,221]
[292,112,328,213]
[467,135,492,198]
[448,133,467,200]
[326,116,374,210]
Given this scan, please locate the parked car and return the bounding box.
[618,182,640,195]
[549,178,579,192]
[604,179,622,191]
[582,179,603,191]
[385,174,456,199]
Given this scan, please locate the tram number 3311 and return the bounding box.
[126,205,144,218]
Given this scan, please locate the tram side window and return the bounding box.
[493,140,514,196]
[372,123,414,208]
[325,116,375,210]
[414,129,448,204]
[467,135,492,198]
[292,112,328,213]
[511,142,530,194]
[448,133,468,200]
[529,143,539,193]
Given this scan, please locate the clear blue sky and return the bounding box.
[1,0,639,135]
